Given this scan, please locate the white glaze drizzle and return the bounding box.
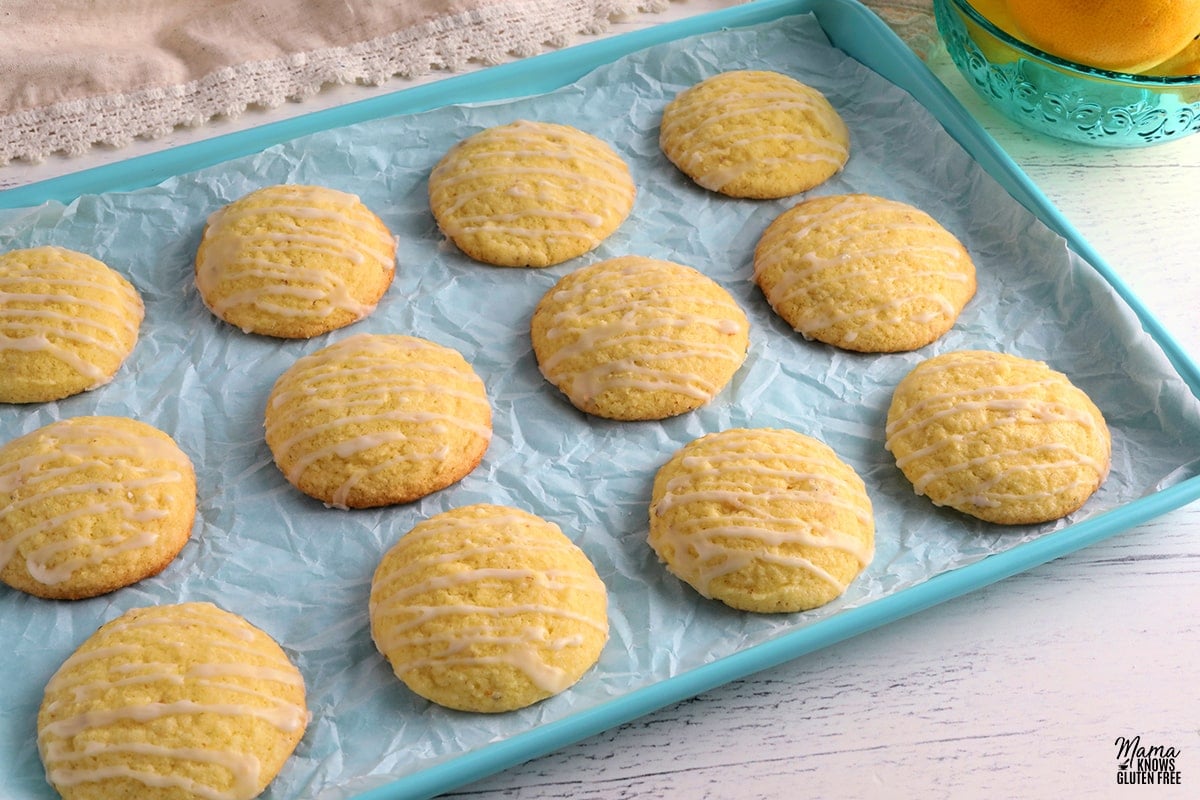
[885,363,1110,508]
[662,77,849,192]
[266,334,491,509]
[755,195,972,338]
[431,121,633,243]
[0,248,142,383]
[196,185,393,324]
[371,512,607,695]
[651,430,873,597]
[38,603,307,800]
[0,419,192,586]
[885,380,1101,441]
[537,260,747,406]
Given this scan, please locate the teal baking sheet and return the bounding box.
[3,2,1200,799]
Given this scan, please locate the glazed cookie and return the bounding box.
[649,428,875,613]
[428,120,636,267]
[0,246,143,404]
[0,416,196,600]
[264,333,492,509]
[885,350,1111,524]
[530,255,750,421]
[754,194,977,353]
[38,601,308,800]
[659,69,850,199]
[195,184,395,338]
[370,503,609,713]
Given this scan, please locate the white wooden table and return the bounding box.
[4,2,1197,798]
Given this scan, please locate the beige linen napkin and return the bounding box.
[0,0,935,165]
[0,0,672,164]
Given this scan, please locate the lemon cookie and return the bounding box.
[530,255,750,421]
[38,601,308,800]
[659,70,850,199]
[264,333,492,509]
[885,350,1111,524]
[649,427,875,613]
[428,120,636,267]
[0,416,196,600]
[370,503,609,713]
[0,246,143,404]
[195,184,395,338]
[754,194,977,353]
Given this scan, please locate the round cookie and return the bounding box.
[0,246,143,404]
[428,120,636,267]
[885,350,1112,524]
[264,333,492,509]
[649,427,875,613]
[195,184,396,338]
[369,503,609,713]
[0,415,196,600]
[754,194,977,353]
[659,69,850,199]
[38,601,308,800]
[530,255,750,421]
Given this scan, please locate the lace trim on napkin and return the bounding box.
[0,0,670,165]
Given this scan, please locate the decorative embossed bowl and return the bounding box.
[934,0,1200,147]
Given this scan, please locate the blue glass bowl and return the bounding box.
[933,0,1200,147]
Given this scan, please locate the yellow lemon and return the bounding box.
[964,0,1025,63]
[1143,34,1200,76]
[1004,0,1200,73]
[967,0,1022,38]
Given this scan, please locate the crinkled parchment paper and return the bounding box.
[2,13,1199,799]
